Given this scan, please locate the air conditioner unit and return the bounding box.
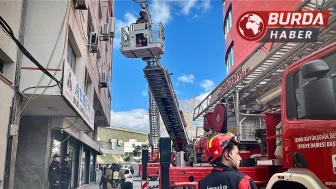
[100,23,110,41]
[109,17,116,38]
[89,32,99,53]
[99,72,108,88]
[74,0,87,10]
[102,23,109,35]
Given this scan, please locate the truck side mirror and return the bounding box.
[300,59,336,120]
[301,59,330,79]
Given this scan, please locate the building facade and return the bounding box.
[2,0,114,189]
[97,127,148,164]
[223,0,302,74]
[0,1,25,189]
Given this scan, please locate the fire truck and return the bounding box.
[120,0,336,188]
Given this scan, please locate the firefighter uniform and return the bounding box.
[199,133,259,189]
[198,165,259,189]
[106,166,125,189]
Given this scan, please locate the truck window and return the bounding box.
[288,51,336,120]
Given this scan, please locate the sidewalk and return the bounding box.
[77,183,100,189]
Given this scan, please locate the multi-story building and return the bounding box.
[223,0,302,74]
[6,0,114,188]
[97,127,148,164]
[0,1,24,189]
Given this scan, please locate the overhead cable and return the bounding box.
[0,16,62,88]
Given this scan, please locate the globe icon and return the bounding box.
[238,13,265,40]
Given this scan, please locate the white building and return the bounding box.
[97,127,149,164]
[1,0,115,188]
[0,1,24,188]
[124,139,149,157]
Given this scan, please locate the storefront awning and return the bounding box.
[60,118,103,155]
[97,154,124,164]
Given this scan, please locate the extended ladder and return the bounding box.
[193,0,336,121]
[144,58,189,152]
[148,88,160,158]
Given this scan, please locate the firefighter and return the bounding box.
[198,133,259,189]
[106,163,125,189]
[136,9,150,24]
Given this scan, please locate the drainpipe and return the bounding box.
[4,0,28,188]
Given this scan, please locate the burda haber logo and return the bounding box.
[237,11,330,42]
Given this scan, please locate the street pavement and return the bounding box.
[83,177,159,189]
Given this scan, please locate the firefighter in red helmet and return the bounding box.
[198,133,258,189]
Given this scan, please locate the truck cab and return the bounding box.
[265,42,336,189]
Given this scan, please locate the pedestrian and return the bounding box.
[48,154,62,189]
[61,154,71,189]
[99,172,109,189]
[198,133,259,189]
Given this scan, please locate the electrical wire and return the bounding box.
[0,17,61,87]
[52,102,100,150]
[21,83,59,94]
[16,1,71,123]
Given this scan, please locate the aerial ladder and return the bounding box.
[120,0,189,153]
[120,0,190,185]
[188,0,336,188]
[148,88,160,161]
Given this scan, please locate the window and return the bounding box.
[224,5,233,39]
[0,59,4,74]
[67,42,76,72]
[84,69,92,99]
[287,51,336,120]
[87,9,94,43]
[124,170,130,174]
[225,44,234,73]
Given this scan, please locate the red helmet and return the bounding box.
[206,133,238,164]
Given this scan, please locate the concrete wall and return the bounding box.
[0,80,15,188]
[19,0,112,125]
[0,1,22,188]
[14,116,51,189]
[0,1,22,82]
[19,1,67,96]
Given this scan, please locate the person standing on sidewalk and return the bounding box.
[61,154,72,189]
[99,172,109,189]
[48,154,62,189]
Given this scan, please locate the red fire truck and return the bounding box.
[159,11,336,189]
[159,43,336,189]
[120,0,336,188]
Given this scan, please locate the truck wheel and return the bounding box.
[271,181,307,189]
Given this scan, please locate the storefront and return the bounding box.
[14,117,102,189]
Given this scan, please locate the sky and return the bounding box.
[110,0,227,133]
